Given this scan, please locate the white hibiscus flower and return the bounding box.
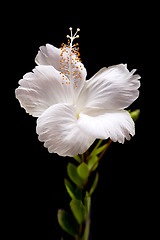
[15,28,140,157]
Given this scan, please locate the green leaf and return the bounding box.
[89,172,99,196]
[65,179,82,200]
[73,155,81,163]
[77,162,89,180]
[57,209,79,237]
[93,143,107,156]
[67,163,84,188]
[130,109,140,122]
[90,139,103,156]
[88,155,99,171]
[70,199,87,224]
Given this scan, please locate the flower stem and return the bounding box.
[81,154,85,162]
[58,139,112,240]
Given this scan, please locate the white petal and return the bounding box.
[36,103,95,157]
[35,44,87,97]
[78,64,140,110]
[78,109,135,144]
[15,65,73,117]
[35,44,61,70]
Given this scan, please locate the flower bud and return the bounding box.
[130,109,140,122]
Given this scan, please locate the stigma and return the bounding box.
[67,27,80,43]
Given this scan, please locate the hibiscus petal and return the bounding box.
[35,44,87,96]
[78,64,140,110]
[78,109,135,143]
[35,44,61,70]
[36,103,95,157]
[15,65,73,117]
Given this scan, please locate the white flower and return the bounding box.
[15,28,140,157]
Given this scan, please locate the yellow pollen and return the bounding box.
[77,113,80,119]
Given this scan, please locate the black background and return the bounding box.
[4,1,155,240]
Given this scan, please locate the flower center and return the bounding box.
[59,27,83,87]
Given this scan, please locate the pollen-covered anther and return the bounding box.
[58,27,83,85]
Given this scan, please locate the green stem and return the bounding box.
[81,154,85,163]
[59,139,112,240]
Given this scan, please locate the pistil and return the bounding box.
[59,27,82,88]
